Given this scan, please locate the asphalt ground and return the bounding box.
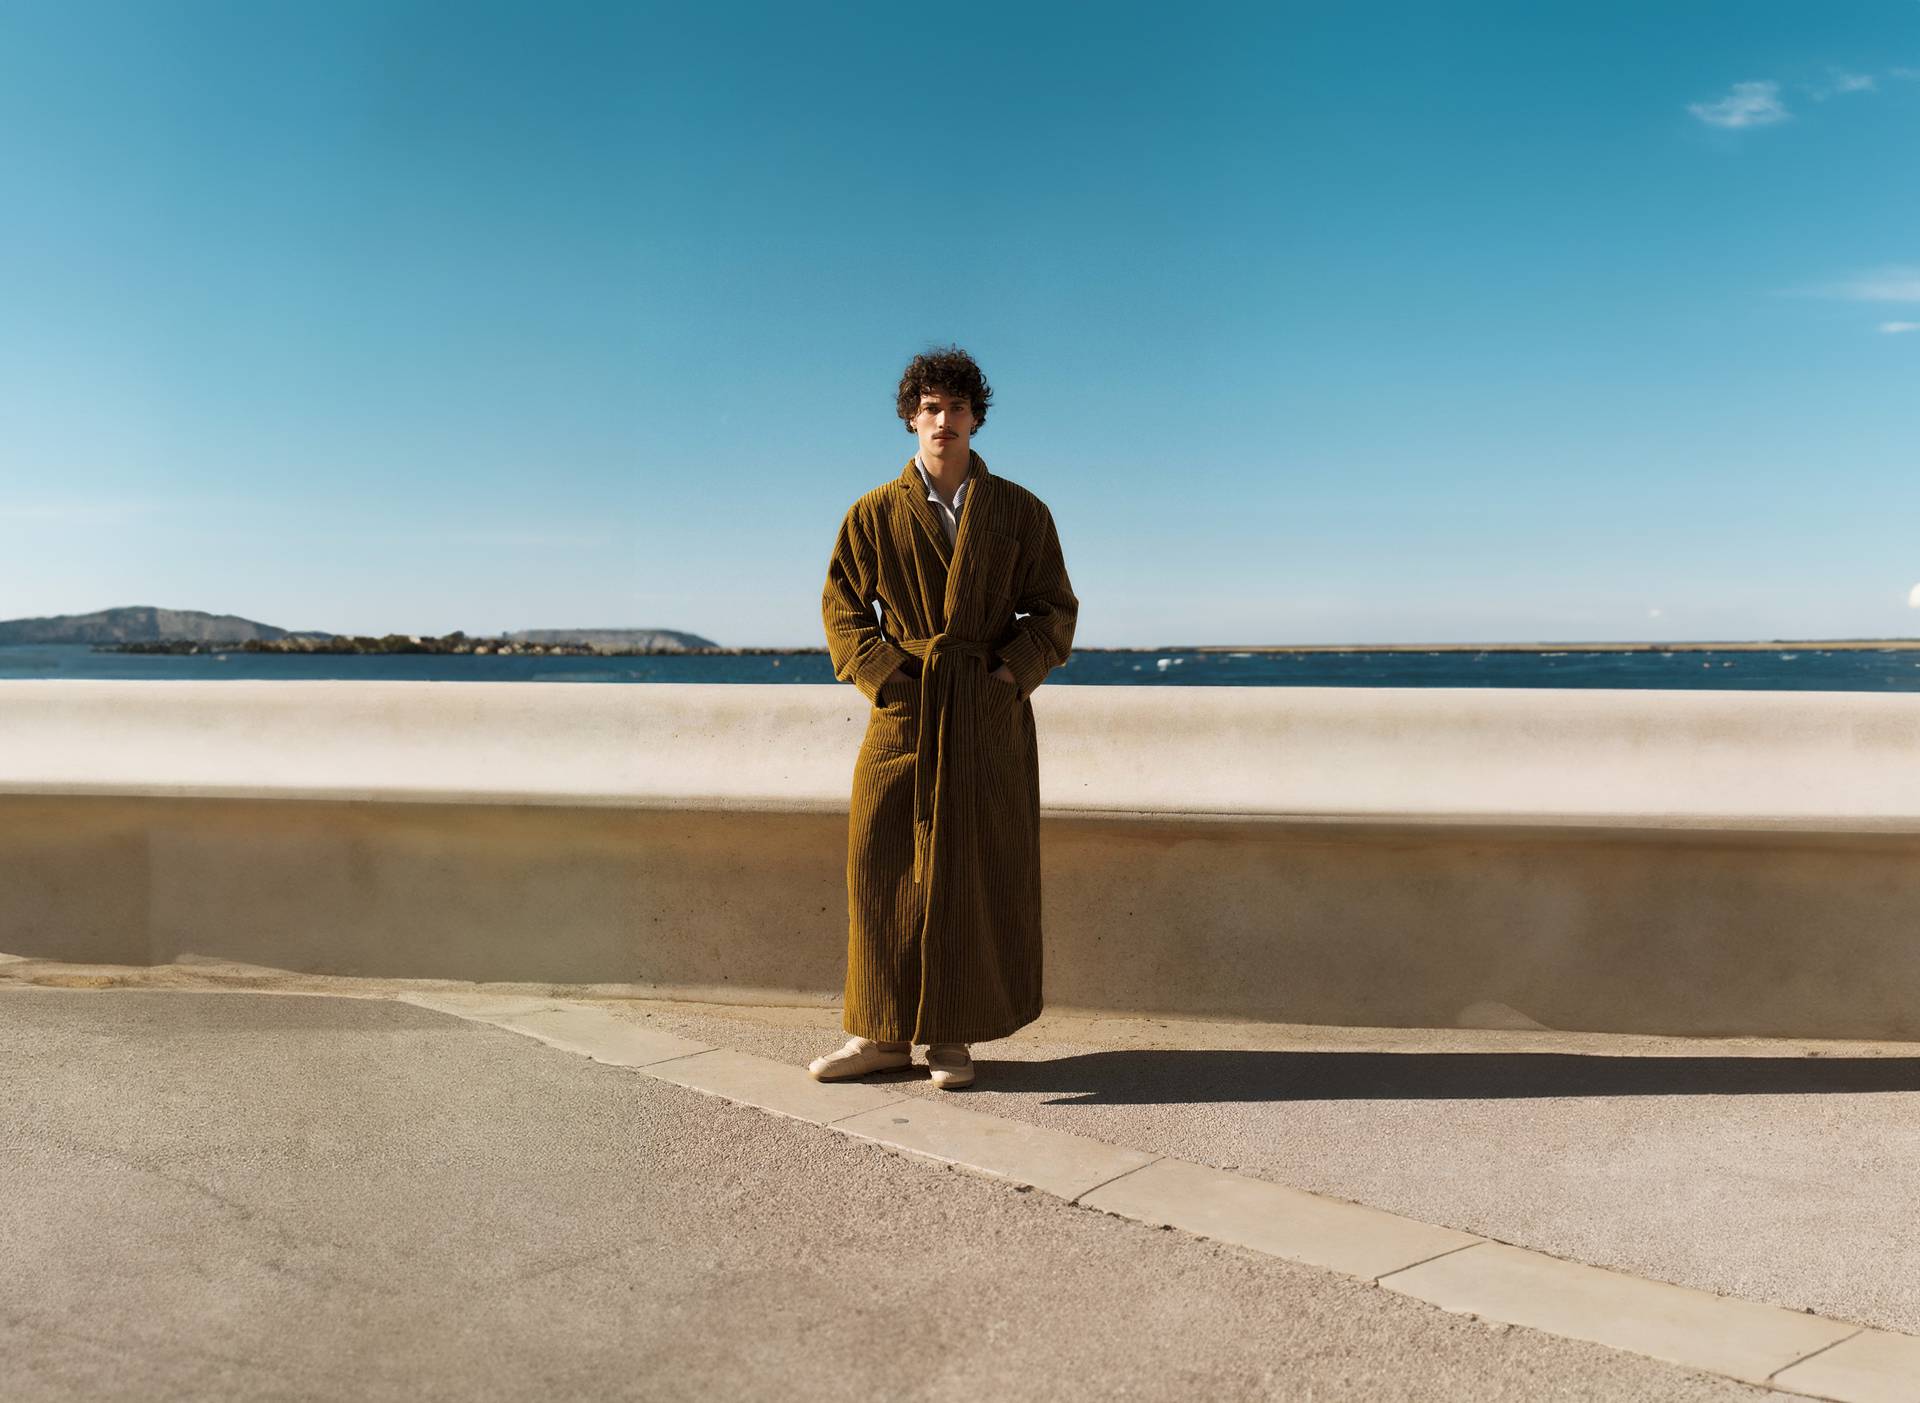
[0,985,1812,1403]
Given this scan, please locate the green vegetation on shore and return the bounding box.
[105,633,799,657]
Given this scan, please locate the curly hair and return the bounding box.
[895,345,993,434]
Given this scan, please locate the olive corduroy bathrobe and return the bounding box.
[821,451,1078,1043]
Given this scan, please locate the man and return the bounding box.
[811,346,1078,1090]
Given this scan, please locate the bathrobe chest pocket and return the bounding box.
[970,529,1022,621]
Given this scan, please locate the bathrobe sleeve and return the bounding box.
[995,502,1078,701]
[822,506,912,704]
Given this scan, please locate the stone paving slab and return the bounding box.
[646,1047,904,1123]
[1379,1242,1860,1386]
[401,994,715,1066]
[492,1004,713,1066]
[1077,1154,1485,1280]
[1772,1329,1920,1403]
[396,992,565,1020]
[830,1097,1162,1200]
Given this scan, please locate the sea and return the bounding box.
[4,643,1919,691]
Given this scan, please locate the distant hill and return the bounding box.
[0,606,329,645]
[505,628,718,652]
[0,609,719,651]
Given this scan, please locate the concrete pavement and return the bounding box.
[617,997,1920,1341]
[0,979,1830,1403]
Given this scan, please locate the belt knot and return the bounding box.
[897,632,994,663]
[893,632,995,885]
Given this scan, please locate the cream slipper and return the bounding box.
[926,1042,974,1089]
[808,1036,912,1081]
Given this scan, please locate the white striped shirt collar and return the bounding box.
[912,453,969,542]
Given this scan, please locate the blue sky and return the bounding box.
[2,0,1916,646]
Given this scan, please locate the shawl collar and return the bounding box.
[897,450,994,575]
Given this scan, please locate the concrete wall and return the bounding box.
[4,680,1919,1039]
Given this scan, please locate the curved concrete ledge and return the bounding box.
[3,679,1919,830]
[5,680,1920,1038]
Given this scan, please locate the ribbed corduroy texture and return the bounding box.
[822,451,1078,1043]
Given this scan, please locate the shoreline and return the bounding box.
[49,636,1920,658]
[1175,639,1920,654]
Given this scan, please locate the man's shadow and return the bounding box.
[955,1051,1920,1105]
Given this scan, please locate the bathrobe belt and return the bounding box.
[895,633,997,885]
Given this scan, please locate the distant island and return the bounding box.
[0,605,327,646]
[113,631,756,658]
[0,607,718,653]
[499,627,718,652]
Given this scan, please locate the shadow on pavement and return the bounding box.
[979,1051,1920,1104]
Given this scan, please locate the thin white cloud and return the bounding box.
[1909,583,1920,609]
[439,530,612,549]
[1817,266,1920,302]
[1880,321,1920,334]
[0,499,160,524]
[1689,80,1789,128]
[1807,69,1877,99]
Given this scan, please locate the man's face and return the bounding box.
[911,389,976,462]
